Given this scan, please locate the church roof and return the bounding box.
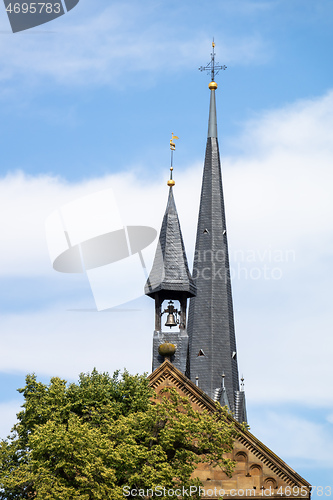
[149,360,311,495]
[145,186,196,299]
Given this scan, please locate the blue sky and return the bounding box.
[1,0,333,493]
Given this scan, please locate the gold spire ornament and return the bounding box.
[167,133,178,187]
[170,132,179,151]
[167,167,175,187]
[208,81,218,90]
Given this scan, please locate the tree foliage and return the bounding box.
[0,369,237,499]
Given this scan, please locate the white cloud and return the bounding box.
[0,301,153,380]
[235,91,333,157]
[225,91,333,252]
[249,409,333,468]
[0,1,270,88]
[0,164,202,278]
[0,170,164,277]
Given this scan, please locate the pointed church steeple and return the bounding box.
[145,187,196,301]
[145,139,196,373]
[188,42,247,423]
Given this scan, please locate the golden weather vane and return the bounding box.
[170,132,179,151]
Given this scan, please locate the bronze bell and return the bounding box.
[164,301,178,328]
[165,313,177,328]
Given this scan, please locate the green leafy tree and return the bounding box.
[0,369,237,499]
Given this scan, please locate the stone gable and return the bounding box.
[149,361,311,500]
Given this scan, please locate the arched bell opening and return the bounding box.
[154,294,188,332]
[163,300,180,328]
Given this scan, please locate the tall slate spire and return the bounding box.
[188,42,247,423]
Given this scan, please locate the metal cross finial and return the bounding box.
[199,39,227,82]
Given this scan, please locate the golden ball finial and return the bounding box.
[209,81,218,90]
[167,166,175,187]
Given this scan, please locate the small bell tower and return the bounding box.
[145,135,196,372]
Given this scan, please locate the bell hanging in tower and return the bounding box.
[164,301,178,328]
